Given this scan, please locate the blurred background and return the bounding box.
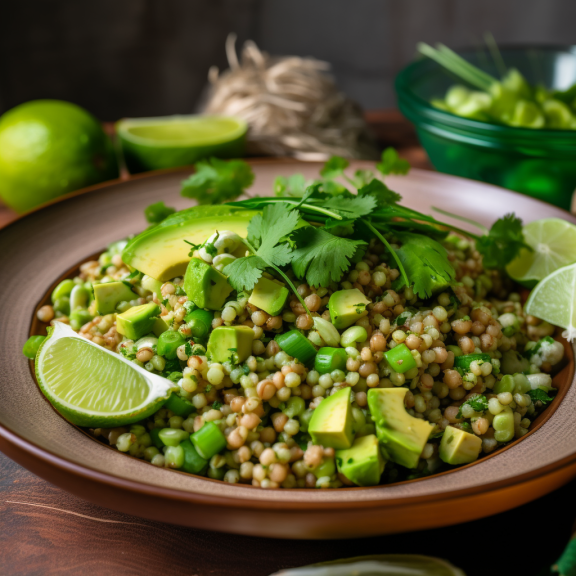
[3,0,576,119]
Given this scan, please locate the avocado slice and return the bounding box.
[368,388,434,469]
[152,317,170,336]
[183,258,233,310]
[309,386,354,449]
[207,326,254,364]
[248,277,289,316]
[122,206,258,281]
[328,289,370,330]
[93,281,137,315]
[116,302,161,340]
[439,426,482,465]
[336,434,385,486]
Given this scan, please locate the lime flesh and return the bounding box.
[525,262,576,342]
[506,218,576,286]
[35,323,171,427]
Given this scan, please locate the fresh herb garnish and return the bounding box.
[212,401,223,410]
[181,158,255,205]
[377,147,411,175]
[457,394,489,419]
[144,201,176,224]
[527,388,556,406]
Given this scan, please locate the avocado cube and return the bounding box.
[207,326,254,364]
[309,386,354,449]
[328,289,370,330]
[439,425,482,465]
[141,274,163,299]
[152,317,170,336]
[93,281,137,315]
[116,302,161,340]
[248,277,289,316]
[336,434,385,486]
[367,387,434,469]
[183,258,233,310]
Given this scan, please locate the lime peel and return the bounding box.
[35,322,173,427]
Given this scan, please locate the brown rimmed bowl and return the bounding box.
[1,160,575,539]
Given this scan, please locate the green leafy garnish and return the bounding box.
[456,394,489,419]
[321,194,376,219]
[181,158,254,204]
[320,156,349,179]
[212,401,223,410]
[274,174,309,197]
[358,179,402,207]
[476,214,532,269]
[377,147,411,175]
[144,201,176,224]
[527,388,556,406]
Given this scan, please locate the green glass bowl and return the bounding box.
[395,46,576,210]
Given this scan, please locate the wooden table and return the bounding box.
[1,111,573,575]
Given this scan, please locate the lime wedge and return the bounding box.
[116,115,247,173]
[525,263,576,342]
[506,218,576,287]
[35,322,172,427]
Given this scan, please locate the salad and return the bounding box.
[25,152,570,489]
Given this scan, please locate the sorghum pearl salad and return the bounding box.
[26,153,567,489]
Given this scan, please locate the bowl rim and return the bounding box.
[395,43,576,140]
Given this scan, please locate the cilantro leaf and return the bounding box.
[358,179,402,207]
[394,233,456,299]
[527,388,556,406]
[223,255,266,292]
[377,147,410,175]
[476,214,531,269]
[321,194,377,219]
[212,401,223,410]
[456,394,489,419]
[274,174,309,197]
[320,156,349,179]
[181,158,254,204]
[352,169,376,188]
[145,201,176,224]
[291,227,366,287]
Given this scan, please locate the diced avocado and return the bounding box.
[248,277,289,316]
[309,387,354,449]
[439,425,482,465]
[207,326,254,364]
[152,317,170,336]
[368,388,434,469]
[336,434,385,486]
[141,275,163,299]
[93,281,137,315]
[116,302,160,340]
[328,289,370,330]
[122,205,258,281]
[183,258,232,310]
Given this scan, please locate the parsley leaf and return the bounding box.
[181,158,254,204]
[456,394,489,418]
[321,194,377,219]
[145,201,176,224]
[352,169,376,188]
[394,233,456,299]
[223,255,267,292]
[527,388,556,406]
[291,227,366,287]
[476,214,531,269]
[358,179,402,207]
[320,156,349,179]
[377,147,410,175]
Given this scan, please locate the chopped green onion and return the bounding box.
[164,445,185,468]
[191,421,226,459]
[384,343,417,374]
[180,439,209,474]
[275,330,317,366]
[164,393,194,417]
[157,330,186,359]
[158,428,190,447]
[185,309,214,338]
[22,335,46,359]
[315,347,347,374]
[454,353,491,371]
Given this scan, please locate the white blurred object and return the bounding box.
[203,34,379,161]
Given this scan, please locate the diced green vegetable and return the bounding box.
[184,309,214,338]
[191,422,226,459]
[384,343,417,374]
[180,439,209,474]
[454,353,491,371]
[158,428,190,447]
[315,347,347,374]
[157,330,186,359]
[164,393,195,417]
[275,330,317,366]
[22,335,46,359]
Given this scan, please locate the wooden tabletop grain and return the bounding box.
[1,111,573,576]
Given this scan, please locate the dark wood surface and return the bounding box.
[1,111,574,575]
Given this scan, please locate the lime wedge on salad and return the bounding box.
[525,262,576,343]
[506,218,576,287]
[36,322,172,427]
[116,115,247,173]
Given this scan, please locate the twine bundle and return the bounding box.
[203,35,378,160]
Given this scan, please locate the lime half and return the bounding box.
[35,322,172,427]
[525,262,576,342]
[116,115,247,173]
[506,218,576,287]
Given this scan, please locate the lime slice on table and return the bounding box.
[506,218,576,287]
[116,115,247,174]
[525,262,576,343]
[35,322,172,427]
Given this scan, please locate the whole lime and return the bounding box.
[0,100,119,213]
